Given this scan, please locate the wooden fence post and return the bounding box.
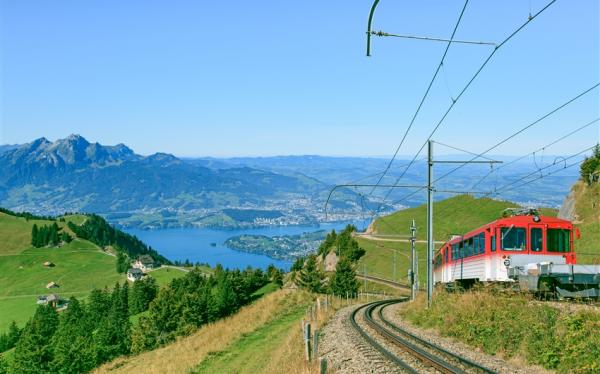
[320,358,327,374]
[313,329,319,359]
[304,323,311,361]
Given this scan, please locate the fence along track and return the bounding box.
[351,299,498,374]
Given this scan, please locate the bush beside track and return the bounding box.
[399,291,600,373]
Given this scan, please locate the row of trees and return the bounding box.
[293,225,365,296]
[294,255,359,296]
[0,207,55,222]
[0,265,276,373]
[31,223,72,248]
[131,266,271,352]
[4,282,133,374]
[67,214,169,265]
[317,225,365,262]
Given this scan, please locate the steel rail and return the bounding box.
[361,300,464,374]
[349,300,418,373]
[377,302,498,374]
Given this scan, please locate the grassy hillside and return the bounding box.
[371,195,556,240]
[0,212,85,255]
[0,238,125,333]
[0,212,127,333]
[358,195,557,283]
[571,181,600,263]
[95,289,313,374]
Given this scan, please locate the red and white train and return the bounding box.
[433,209,577,286]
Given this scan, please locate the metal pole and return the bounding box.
[427,140,434,308]
[364,264,367,292]
[393,248,396,282]
[410,219,417,301]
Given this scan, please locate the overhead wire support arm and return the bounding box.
[369,30,496,46]
[366,0,380,56]
[365,0,470,200]
[370,0,558,215]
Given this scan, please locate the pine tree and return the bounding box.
[329,257,359,297]
[60,231,72,244]
[31,224,39,247]
[297,255,325,293]
[116,251,129,274]
[580,144,600,184]
[272,269,283,287]
[51,298,95,373]
[11,305,58,374]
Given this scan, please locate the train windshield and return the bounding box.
[547,229,570,252]
[501,227,526,251]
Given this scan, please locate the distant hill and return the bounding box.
[0,135,368,228]
[187,155,580,209]
[0,145,20,155]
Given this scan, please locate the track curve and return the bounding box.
[350,299,498,374]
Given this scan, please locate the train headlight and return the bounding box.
[503,258,511,267]
[533,215,541,222]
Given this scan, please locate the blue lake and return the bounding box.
[125,220,368,271]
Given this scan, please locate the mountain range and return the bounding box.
[0,135,581,228]
[0,135,372,228]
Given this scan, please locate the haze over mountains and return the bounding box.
[0,135,580,229]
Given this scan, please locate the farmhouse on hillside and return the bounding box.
[127,268,144,282]
[46,281,59,289]
[133,255,156,272]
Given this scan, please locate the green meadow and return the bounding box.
[0,238,125,332]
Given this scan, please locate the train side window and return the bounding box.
[530,228,543,252]
[491,233,496,252]
[473,235,479,256]
[547,229,570,252]
[479,232,485,254]
[501,227,526,251]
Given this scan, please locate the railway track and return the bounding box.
[350,299,497,373]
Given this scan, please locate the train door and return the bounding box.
[529,224,544,255]
[489,228,498,280]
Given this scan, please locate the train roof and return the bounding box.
[443,214,573,246]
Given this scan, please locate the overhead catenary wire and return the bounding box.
[371,0,559,215]
[367,0,471,199]
[489,144,597,194]
[433,83,600,185]
[369,30,496,46]
[386,82,599,209]
[492,158,583,196]
[470,117,600,189]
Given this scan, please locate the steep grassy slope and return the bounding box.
[358,195,557,283]
[95,289,313,374]
[570,181,600,263]
[371,195,556,240]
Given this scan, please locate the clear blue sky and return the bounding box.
[1,0,598,157]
